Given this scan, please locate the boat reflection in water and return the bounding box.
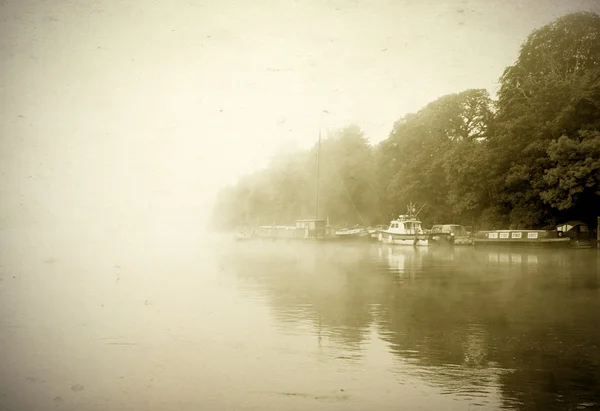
[378,245,428,278]
[221,240,600,410]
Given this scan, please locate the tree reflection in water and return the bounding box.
[221,241,600,410]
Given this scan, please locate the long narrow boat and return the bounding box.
[473,220,593,248]
[473,229,570,247]
[250,219,339,241]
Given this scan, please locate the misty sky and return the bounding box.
[1,0,599,230]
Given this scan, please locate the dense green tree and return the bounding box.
[380,89,494,224]
[540,131,600,223]
[210,12,600,232]
[494,12,600,227]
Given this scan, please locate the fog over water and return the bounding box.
[1,231,599,410]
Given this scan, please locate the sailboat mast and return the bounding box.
[315,128,322,221]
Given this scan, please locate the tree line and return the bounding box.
[210,12,600,231]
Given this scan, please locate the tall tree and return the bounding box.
[380,89,494,224]
[494,12,600,227]
[317,125,379,226]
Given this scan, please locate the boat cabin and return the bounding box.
[296,219,329,238]
[556,221,589,237]
[386,215,424,235]
[556,221,591,247]
[430,224,467,236]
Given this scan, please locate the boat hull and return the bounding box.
[428,234,473,246]
[427,224,473,246]
[334,228,371,241]
[334,234,371,241]
[378,231,429,246]
[473,238,571,247]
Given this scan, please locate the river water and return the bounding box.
[1,228,599,411]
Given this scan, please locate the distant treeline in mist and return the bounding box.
[210,12,600,230]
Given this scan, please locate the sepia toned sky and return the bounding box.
[1,0,599,230]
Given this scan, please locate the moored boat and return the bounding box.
[378,203,428,246]
[368,225,384,240]
[473,229,570,247]
[251,219,336,241]
[334,226,371,241]
[473,220,592,248]
[428,224,472,245]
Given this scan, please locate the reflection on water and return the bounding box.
[222,241,600,410]
[1,230,599,410]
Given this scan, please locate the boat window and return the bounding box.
[452,226,466,236]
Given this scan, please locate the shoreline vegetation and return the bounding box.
[210,12,600,232]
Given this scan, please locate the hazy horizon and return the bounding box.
[2,0,599,231]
